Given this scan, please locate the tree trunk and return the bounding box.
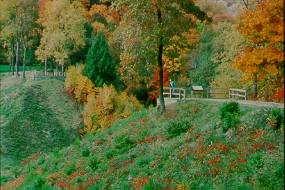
[157,5,165,113]
[44,55,47,76]
[23,45,26,79]
[9,46,13,75]
[15,40,19,77]
[253,73,258,100]
[12,52,15,75]
[9,55,12,75]
[61,65,64,76]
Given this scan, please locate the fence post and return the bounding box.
[170,88,172,98]
[207,88,209,98]
[179,88,181,100]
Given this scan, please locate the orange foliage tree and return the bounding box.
[232,0,284,100]
[87,3,120,37]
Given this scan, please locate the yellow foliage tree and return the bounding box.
[83,85,141,133]
[65,64,97,103]
[163,29,200,74]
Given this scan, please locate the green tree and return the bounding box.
[189,23,215,87]
[83,32,118,87]
[114,0,209,113]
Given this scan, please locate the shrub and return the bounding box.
[64,164,76,176]
[142,179,163,190]
[219,102,240,132]
[114,92,142,119]
[82,147,90,157]
[252,108,284,130]
[65,64,97,103]
[266,108,283,130]
[74,75,96,103]
[64,64,83,91]
[88,156,100,171]
[83,85,142,133]
[167,118,192,138]
[220,102,240,120]
[66,66,141,134]
[221,112,240,133]
[83,85,117,133]
[114,136,135,153]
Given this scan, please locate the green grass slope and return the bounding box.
[2,100,284,189]
[0,76,82,184]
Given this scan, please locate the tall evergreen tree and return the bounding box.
[83,32,118,87]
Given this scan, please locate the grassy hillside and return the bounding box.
[1,99,283,189]
[0,76,82,184]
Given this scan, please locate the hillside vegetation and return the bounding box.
[0,75,82,183]
[1,99,283,189]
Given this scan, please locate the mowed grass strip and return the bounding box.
[2,83,77,160]
[0,77,81,183]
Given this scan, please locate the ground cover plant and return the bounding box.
[1,100,283,189]
[0,0,284,189]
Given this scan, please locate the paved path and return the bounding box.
[172,98,284,109]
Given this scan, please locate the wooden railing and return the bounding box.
[229,88,247,100]
[163,87,186,100]
[32,71,66,81]
[206,88,227,99]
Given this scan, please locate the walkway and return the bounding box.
[158,87,284,109]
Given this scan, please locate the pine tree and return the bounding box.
[83,32,118,87]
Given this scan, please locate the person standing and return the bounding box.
[169,79,176,97]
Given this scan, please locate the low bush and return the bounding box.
[88,156,100,171]
[251,108,284,130]
[220,102,240,120]
[81,147,90,157]
[64,164,76,176]
[167,118,192,138]
[83,85,141,133]
[266,108,283,130]
[114,135,135,154]
[65,64,97,103]
[219,102,240,132]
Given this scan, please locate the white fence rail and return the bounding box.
[163,87,186,100]
[229,88,247,100]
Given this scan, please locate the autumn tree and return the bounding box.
[210,22,245,91]
[36,0,86,74]
[88,3,120,37]
[114,0,209,113]
[232,0,284,100]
